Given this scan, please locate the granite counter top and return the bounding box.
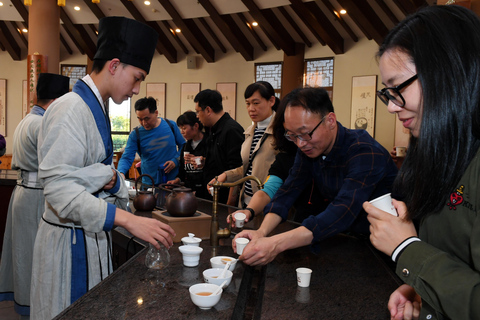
[55,187,402,319]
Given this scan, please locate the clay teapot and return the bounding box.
[165,187,198,217]
[133,174,157,211]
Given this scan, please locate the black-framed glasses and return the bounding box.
[377,74,418,107]
[284,115,328,142]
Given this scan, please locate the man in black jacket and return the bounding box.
[194,89,244,204]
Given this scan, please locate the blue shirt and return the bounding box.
[264,122,398,247]
[118,118,185,185]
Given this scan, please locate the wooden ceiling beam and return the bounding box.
[277,6,311,48]
[337,0,390,45]
[392,0,428,15]
[0,21,21,60]
[121,0,178,63]
[374,0,400,25]
[320,0,358,42]
[242,0,296,56]
[60,24,85,55]
[237,13,267,52]
[197,18,227,54]
[60,34,73,55]
[60,9,94,58]
[162,21,189,55]
[157,0,215,62]
[289,0,344,54]
[83,0,106,19]
[197,0,253,61]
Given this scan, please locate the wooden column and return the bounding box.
[28,0,61,73]
[281,43,305,98]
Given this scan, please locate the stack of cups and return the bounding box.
[178,245,203,267]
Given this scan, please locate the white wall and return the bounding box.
[0,36,395,154]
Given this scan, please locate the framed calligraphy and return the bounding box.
[0,79,6,136]
[146,83,166,117]
[180,83,201,114]
[350,75,377,137]
[216,82,237,119]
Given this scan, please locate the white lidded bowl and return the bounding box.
[203,268,233,288]
[181,233,202,246]
[189,283,222,310]
[179,245,203,267]
[210,256,237,271]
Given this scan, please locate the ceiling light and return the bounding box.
[92,0,100,3]
[252,22,258,27]
[0,2,3,6]
[144,0,151,5]
[24,0,32,5]
[74,6,80,11]
[22,28,28,33]
[175,28,181,33]
[340,9,347,15]
[57,0,65,6]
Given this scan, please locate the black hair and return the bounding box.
[177,111,203,131]
[194,89,223,113]
[280,86,334,116]
[271,94,298,154]
[134,96,157,113]
[378,5,480,219]
[91,59,107,73]
[244,81,280,111]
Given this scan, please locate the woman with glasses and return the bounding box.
[210,81,280,208]
[363,5,480,320]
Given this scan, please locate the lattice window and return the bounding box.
[304,58,334,99]
[255,62,282,98]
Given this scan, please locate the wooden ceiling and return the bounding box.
[0,0,434,63]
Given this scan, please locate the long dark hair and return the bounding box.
[379,5,480,219]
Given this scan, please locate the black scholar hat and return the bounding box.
[36,73,70,100]
[94,17,158,74]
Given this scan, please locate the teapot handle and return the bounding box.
[135,174,156,194]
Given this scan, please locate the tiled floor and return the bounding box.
[0,301,19,320]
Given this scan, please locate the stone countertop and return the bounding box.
[54,242,242,319]
[54,184,402,319]
[55,232,401,319]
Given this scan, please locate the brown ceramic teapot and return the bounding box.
[165,187,198,217]
[133,174,157,211]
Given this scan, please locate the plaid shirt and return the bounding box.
[265,122,398,245]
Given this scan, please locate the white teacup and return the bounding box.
[235,238,249,255]
[234,212,246,228]
[369,193,398,216]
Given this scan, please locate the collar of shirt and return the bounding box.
[82,74,105,112]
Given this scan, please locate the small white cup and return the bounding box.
[235,238,249,255]
[234,212,246,228]
[184,151,190,157]
[195,157,202,165]
[296,267,312,287]
[395,146,407,157]
[369,193,398,216]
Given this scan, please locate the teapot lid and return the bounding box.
[173,187,192,192]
